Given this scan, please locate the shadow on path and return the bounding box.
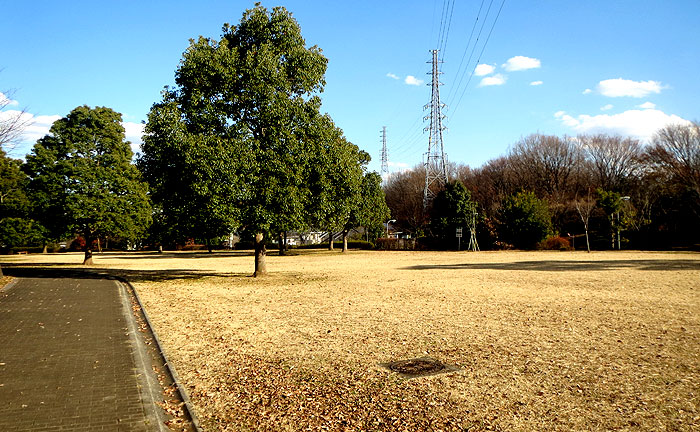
[76,250,255,259]
[403,259,700,272]
[1,263,248,283]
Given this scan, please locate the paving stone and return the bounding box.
[0,277,159,431]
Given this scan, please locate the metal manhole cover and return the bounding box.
[380,356,460,379]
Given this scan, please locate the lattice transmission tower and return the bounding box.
[423,49,449,210]
[380,126,388,176]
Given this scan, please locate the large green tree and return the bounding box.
[139,96,243,250]
[1,150,43,277]
[142,5,344,276]
[341,170,390,251]
[497,191,552,249]
[24,106,152,264]
[430,180,477,248]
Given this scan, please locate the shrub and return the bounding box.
[538,236,572,251]
[497,191,552,249]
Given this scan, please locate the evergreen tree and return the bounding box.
[24,106,152,264]
[497,191,552,249]
[141,5,359,275]
[430,180,477,248]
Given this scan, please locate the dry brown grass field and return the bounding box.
[2,250,700,431]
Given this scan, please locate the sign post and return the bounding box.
[456,227,463,251]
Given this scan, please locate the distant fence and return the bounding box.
[375,238,416,250]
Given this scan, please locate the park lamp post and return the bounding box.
[617,196,630,250]
[386,219,396,238]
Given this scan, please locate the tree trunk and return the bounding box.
[97,238,102,254]
[83,242,94,266]
[342,230,349,253]
[254,232,267,277]
[278,232,286,256]
[585,229,591,253]
[158,245,163,254]
[42,244,48,254]
[328,232,334,250]
[283,231,288,252]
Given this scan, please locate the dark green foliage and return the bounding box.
[24,106,152,251]
[429,180,477,247]
[0,218,45,251]
[345,171,390,243]
[139,97,243,245]
[1,149,46,250]
[497,191,552,249]
[140,5,367,272]
[0,149,29,217]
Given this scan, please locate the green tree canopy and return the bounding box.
[0,149,45,252]
[429,180,477,247]
[497,191,552,249]
[342,170,390,249]
[24,105,152,264]
[141,4,359,275]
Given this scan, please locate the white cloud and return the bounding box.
[387,161,409,169]
[479,74,507,87]
[583,89,592,95]
[503,56,541,72]
[638,101,656,109]
[0,92,19,107]
[597,78,663,98]
[0,110,145,157]
[386,73,400,80]
[554,108,690,142]
[386,161,410,176]
[474,64,495,76]
[404,75,424,86]
[530,81,543,86]
[0,110,61,144]
[601,104,614,111]
[122,121,145,154]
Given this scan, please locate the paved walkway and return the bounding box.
[0,275,166,431]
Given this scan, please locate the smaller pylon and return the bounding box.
[468,208,480,252]
[380,126,388,175]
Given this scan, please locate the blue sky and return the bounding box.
[2,0,698,174]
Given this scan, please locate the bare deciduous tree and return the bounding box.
[574,188,596,252]
[509,134,583,199]
[578,134,642,192]
[646,122,700,199]
[0,89,31,152]
[383,166,428,235]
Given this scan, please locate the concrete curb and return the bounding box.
[117,276,203,432]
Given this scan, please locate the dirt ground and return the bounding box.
[3,250,699,431]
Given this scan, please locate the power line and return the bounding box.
[446,0,496,107]
[438,0,456,65]
[444,0,487,103]
[449,0,507,118]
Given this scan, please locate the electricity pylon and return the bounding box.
[423,49,449,210]
[380,126,388,175]
[468,208,480,252]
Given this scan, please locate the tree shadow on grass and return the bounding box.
[83,250,255,259]
[1,263,248,283]
[403,259,700,272]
